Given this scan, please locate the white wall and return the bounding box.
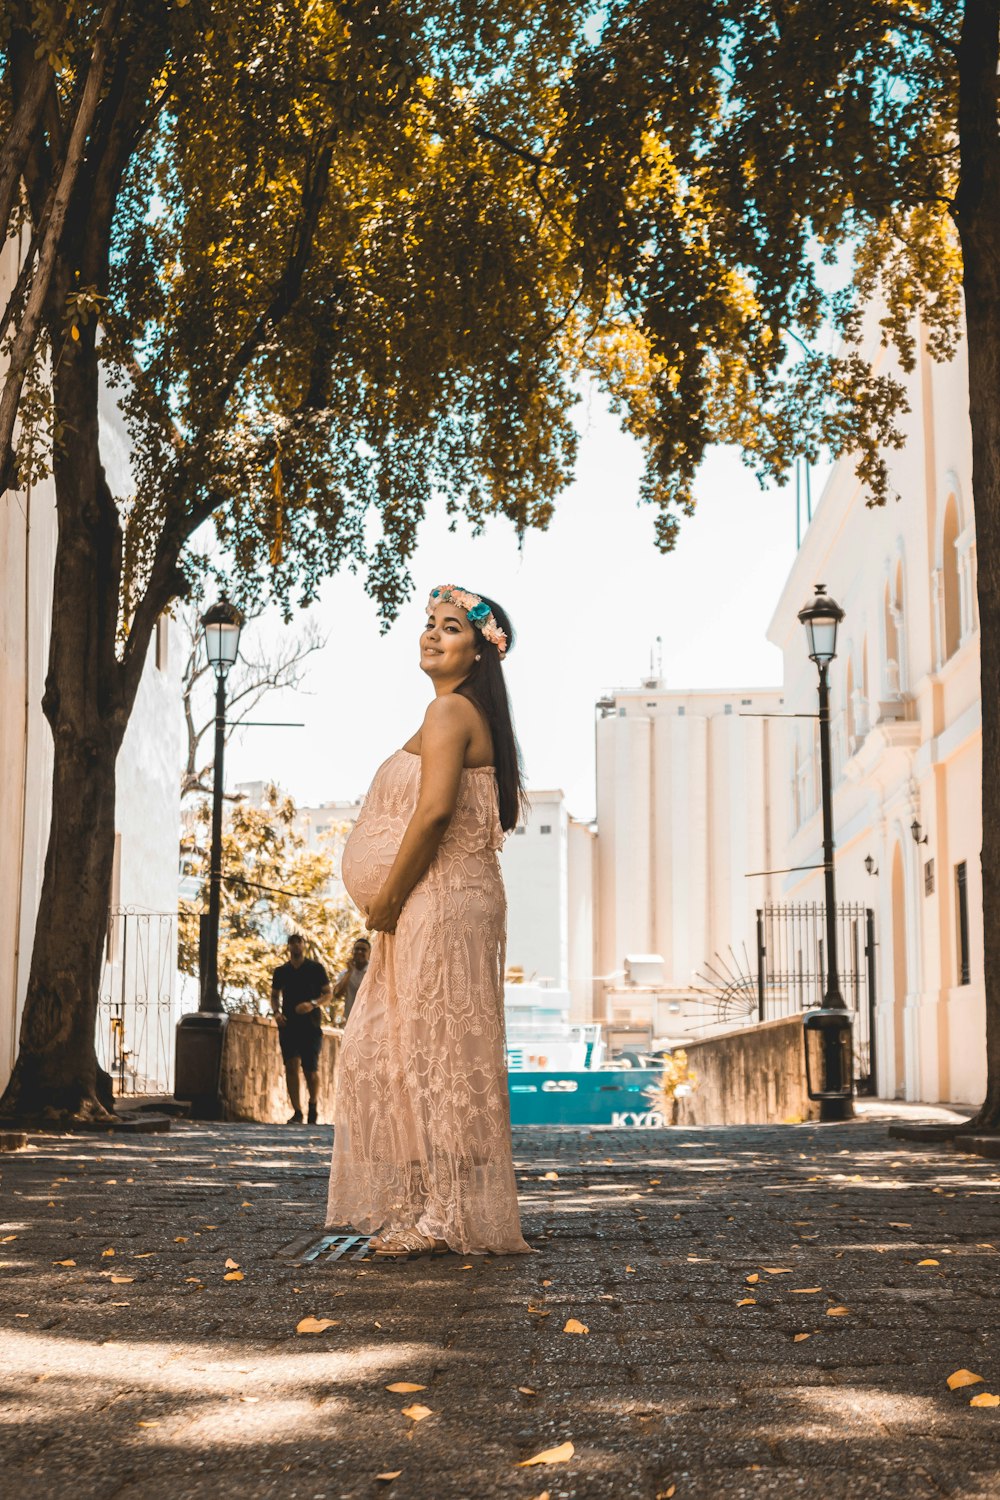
[500,790,569,987]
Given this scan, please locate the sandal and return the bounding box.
[370,1229,448,1257]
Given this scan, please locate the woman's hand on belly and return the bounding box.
[365,884,403,934]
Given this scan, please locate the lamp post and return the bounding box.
[199,597,244,1012]
[797,584,854,1122]
[174,596,243,1115]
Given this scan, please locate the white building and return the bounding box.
[0,245,183,1095]
[498,790,596,1023]
[769,315,983,1106]
[593,678,791,1038]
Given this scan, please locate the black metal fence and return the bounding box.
[97,909,177,1096]
[756,903,876,1094]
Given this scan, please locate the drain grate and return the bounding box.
[297,1233,377,1263]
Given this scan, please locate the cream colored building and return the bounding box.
[769,320,983,1105]
[592,678,791,1037]
[499,789,596,1022]
[0,244,183,1095]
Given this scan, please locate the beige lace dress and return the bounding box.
[326,749,530,1254]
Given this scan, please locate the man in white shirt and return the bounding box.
[334,938,371,1023]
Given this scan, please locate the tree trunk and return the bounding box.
[956,0,1000,1126]
[0,332,129,1123]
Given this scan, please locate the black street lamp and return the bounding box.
[199,597,244,1013]
[797,583,855,1123]
[174,595,243,1114]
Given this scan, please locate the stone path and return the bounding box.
[2,1117,999,1498]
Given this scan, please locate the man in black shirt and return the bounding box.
[271,933,332,1123]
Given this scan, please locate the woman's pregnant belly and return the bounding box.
[341,818,399,912]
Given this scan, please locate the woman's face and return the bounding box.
[420,601,478,683]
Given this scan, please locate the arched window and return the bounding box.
[942,495,961,660]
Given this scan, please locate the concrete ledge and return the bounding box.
[0,1131,27,1152]
[887,1121,977,1143]
[956,1134,1000,1159]
[674,1014,820,1126]
[219,1013,341,1124]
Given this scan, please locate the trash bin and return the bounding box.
[175,1012,228,1118]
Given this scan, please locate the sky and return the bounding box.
[222,386,814,821]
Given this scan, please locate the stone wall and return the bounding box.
[674,1014,820,1126]
[219,1014,342,1124]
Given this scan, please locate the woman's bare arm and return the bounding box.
[365,696,474,933]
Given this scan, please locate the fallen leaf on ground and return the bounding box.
[970,1393,1000,1408]
[541,1279,552,1287]
[110,1275,134,1284]
[737,1298,756,1308]
[826,1306,849,1317]
[53,1259,76,1267]
[0,1235,16,1243]
[649,1178,661,1185]
[241,1201,252,1207]
[517,1441,574,1467]
[224,1258,240,1270]
[888,1222,911,1229]
[296,1317,339,1334]
[793,1334,812,1343]
[656,1488,677,1499]
[947,1369,983,1390]
[385,1382,426,1393]
[376,1474,402,1483]
[745,1274,759,1284]
[101,1248,115,1257]
[518,1386,537,1395]
[541,1172,559,1181]
[529,1492,551,1500]
[917,1259,940,1267]
[791,1288,822,1295]
[563,1318,589,1334]
[223,1270,244,1282]
[240,1396,259,1403]
[136,1421,160,1428]
[625,1266,636,1274]
[401,1404,432,1421]
[134,1253,155,1259]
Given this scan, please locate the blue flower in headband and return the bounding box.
[467,600,491,624]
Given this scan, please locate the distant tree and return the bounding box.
[178,598,325,801]
[178,786,364,1022]
[557,1,1000,1124]
[0,0,592,1120]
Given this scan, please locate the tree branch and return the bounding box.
[0,34,53,238]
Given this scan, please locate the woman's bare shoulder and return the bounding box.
[422,693,479,734]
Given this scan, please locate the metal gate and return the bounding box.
[756,903,876,1094]
[97,909,177,1096]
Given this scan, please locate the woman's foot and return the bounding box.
[370,1229,448,1257]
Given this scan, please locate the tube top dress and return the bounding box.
[326,749,530,1254]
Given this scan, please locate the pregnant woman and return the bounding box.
[326,585,531,1256]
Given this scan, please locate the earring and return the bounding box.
[475,654,481,661]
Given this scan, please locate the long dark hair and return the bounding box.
[455,594,526,832]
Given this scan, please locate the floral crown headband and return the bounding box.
[428,585,508,658]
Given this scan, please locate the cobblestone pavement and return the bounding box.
[2,1116,1000,1500]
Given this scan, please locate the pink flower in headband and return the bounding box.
[429,585,508,658]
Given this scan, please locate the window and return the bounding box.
[514,826,527,836]
[724,703,733,715]
[741,698,752,706]
[155,615,169,672]
[646,702,657,709]
[956,862,971,985]
[106,834,122,961]
[677,706,685,716]
[618,707,626,717]
[942,496,961,660]
[539,825,552,835]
